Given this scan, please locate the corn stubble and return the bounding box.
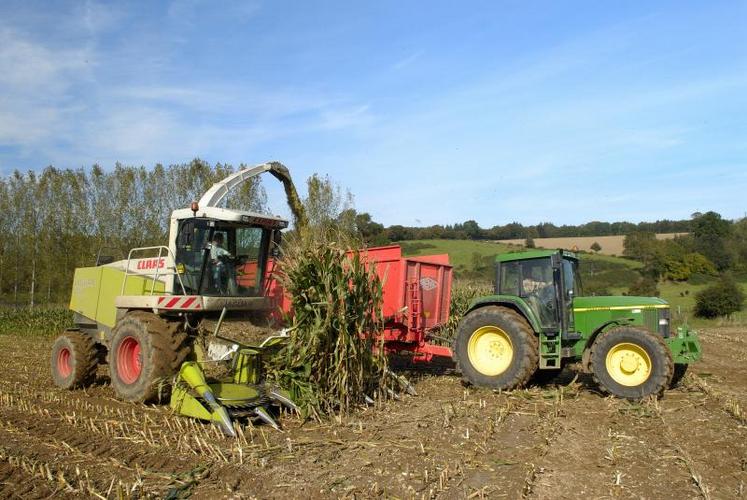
[269,231,391,419]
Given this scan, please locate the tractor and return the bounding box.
[51,162,305,432]
[453,249,702,399]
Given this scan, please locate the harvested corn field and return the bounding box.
[0,327,745,498]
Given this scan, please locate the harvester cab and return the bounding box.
[454,249,703,400]
[52,161,304,432]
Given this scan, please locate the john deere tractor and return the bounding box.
[454,249,702,399]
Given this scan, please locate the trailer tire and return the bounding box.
[51,330,98,389]
[590,326,673,400]
[453,306,538,390]
[109,311,190,403]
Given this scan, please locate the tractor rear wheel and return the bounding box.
[51,330,98,389]
[453,306,538,390]
[109,311,190,403]
[590,326,673,400]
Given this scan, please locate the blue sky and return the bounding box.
[0,1,745,227]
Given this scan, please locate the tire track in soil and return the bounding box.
[0,408,191,493]
[0,459,59,499]
[526,392,709,499]
[661,389,747,498]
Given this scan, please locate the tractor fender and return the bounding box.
[580,318,635,373]
[465,295,543,334]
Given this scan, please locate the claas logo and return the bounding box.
[136,258,166,270]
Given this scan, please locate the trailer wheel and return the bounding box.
[51,330,98,389]
[590,326,673,400]
[109,311,190,403]
[453,306,538,390]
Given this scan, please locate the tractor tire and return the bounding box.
[590,326,673,400]
[453,306,538,390]
[108,311,190,403]
[51,330,98,389]
[669,363,688,388]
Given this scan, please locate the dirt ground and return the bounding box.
[0,327,745,499]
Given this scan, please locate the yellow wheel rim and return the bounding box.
[605,342,652,387]
[467,326,513,376]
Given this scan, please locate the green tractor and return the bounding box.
[453,249,702,399]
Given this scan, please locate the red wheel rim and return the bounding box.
[117,336,142,384]
[57,347,72,378]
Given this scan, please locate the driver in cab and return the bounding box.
[210,233,233,293]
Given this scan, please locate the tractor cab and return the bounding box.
[168,206,287,298]
[494,249,580,335]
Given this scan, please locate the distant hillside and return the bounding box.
[497,233,686,256]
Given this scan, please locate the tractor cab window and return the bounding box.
[175,219,211,294]
[175,218,270,297]
[561,258,579,331]
[562,259,580,299]
[499,257,558,330]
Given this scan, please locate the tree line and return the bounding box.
[0,158,742,309]
[0,160,266,306]
[381,218,691,243]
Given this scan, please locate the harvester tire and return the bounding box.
[669,363,688,388]
[51,330,98,389]
[109,311,190,403]
[453,306,538,390]
[590,326,673,400]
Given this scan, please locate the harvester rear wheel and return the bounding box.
[590,326,673,400]
[453,306,538,390]
[50,330,98,389]
[109,311,190,403]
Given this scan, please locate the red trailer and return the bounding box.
[265,245,454,361]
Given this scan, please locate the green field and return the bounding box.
[399,239,639,269]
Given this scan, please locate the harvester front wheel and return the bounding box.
[109,311,190,403]
[453,306,538,390]
[590,326,673,400]
[51,330,98,389]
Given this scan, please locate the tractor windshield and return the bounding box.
[175,218,270,297]
[499,257,558,330]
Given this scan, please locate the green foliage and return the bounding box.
[0,307,73,336]
[627,277,660,297]
[580,259,639,295]
[691,211,733,271]
[383,218,691,242]
[268,233,390,418]
[0,160,267,306]
[399,241,436,254]
[623,231,657,261]
[435,281,493,341]
[694,275,746,318]
[303,174,355,234]
[524,235,536,248]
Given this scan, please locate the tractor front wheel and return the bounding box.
[51,330,98,389]
[590,326,673,400]
[453,306,538,390]
[109,311,190,403]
